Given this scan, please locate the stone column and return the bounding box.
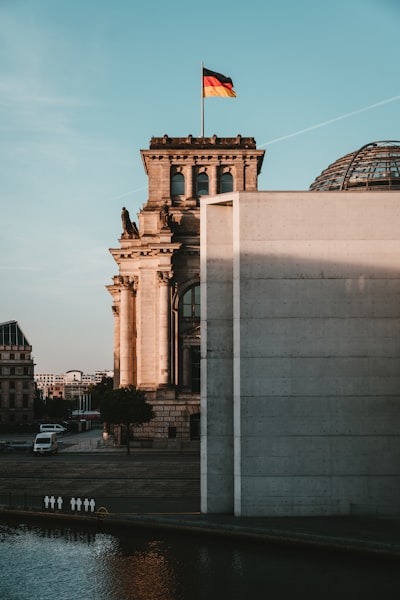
[158,272,171,386]
[209,164,218,196]
[186,165,193,199]
[236,160,245,190]
[112,305,120,389]
[119,276,135,387]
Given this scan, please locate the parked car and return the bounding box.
[33,432,58,455]
[40,423,67,434]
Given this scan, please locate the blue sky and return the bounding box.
[1,0,399,373]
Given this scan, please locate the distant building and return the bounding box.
[0,321,35,425]
[34,369,113,401]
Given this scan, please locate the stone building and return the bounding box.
[0,320,35,426]
[107,135,265,445]
[201,141,400,517]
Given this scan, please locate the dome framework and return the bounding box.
[310,141,400,191]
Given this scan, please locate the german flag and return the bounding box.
[203,68,236,98]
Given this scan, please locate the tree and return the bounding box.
[45,396,70,419]
[99,385,154,455]
[88,376,114,411]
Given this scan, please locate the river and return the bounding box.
[0,517,398,600]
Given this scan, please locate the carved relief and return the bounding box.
[158,271,172,284]
[118,275,138,292]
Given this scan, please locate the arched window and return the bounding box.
[220,172,233,193]
[171,172,185,196]
[181,285,200,318]
[178,284,200,393]
[196,172,209,196]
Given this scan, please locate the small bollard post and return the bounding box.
[43,495,50,509]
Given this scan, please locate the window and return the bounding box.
[171,172,185,196]
[191,347,200,393]
[168,426,177,439]
[190,413,200,440]
[220,172,233,193]
[178,284,201,393]
[182,285,200,318]
[196,172,209,196]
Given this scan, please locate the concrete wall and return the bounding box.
[200,203,234,513]
[201,191,400,516]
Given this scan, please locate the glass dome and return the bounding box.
[310,141,400,191]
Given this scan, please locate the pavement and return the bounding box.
[2,433,400,560]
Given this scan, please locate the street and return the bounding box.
[0,428,200,463]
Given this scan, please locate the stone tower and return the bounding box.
[107,134,265,445]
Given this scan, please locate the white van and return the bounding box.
[33,432,58,455]
[40,423,67,434]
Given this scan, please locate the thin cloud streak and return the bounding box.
[259,96,400,147]
[110,187,147,202]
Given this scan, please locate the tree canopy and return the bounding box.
[99,385,154,454]
[88,376,114,410]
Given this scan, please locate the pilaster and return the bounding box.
[119,276,136,387]
[158,271,172,386]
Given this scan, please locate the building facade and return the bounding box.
[201,142,400,517]
[34,370,113,401]
[107,135,265,445]
[0,321,35,426]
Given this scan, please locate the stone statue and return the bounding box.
[160,204,173,230]
[121,206,139,238]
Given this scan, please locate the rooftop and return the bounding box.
[310,141,400,191]
[149,134,258,150]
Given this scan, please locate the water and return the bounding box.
[0,517,398,600]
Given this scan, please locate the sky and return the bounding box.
[1,0,399,374]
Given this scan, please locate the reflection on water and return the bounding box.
[99,540,179,600]
[0,518,398,600]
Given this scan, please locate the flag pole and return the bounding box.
[201,61,204,137]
